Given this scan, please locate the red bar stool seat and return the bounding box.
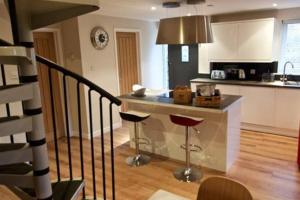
[120,111,151,167]
[170,114,204,182]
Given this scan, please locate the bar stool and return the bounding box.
[120,111,151,167]
[170,114,204,182]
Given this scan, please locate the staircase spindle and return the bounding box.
[63,75,73,180]
[88,89,97,199]
[48,67,61,182]
[109,102,116,200]
[77,81,86,198]
[99,96,107,199]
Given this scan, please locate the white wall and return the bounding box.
[77,14,164,135]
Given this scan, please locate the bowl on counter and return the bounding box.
[132,84,146,97]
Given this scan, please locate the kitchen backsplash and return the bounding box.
[210,62,278,81]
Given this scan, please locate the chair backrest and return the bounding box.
[197,177,253,200]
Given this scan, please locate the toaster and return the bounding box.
[211,70,226,80]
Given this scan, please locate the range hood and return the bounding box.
[156,15,213,45]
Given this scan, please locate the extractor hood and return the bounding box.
[156,15,213,45]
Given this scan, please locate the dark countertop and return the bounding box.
[119,93,243,113]
[190,78,300,89]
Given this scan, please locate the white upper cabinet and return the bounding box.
[208,23,239,61]
[238,19,275,61]
[200,18,277,67]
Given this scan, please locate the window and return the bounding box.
[280,20,300,75]
[162,45,169,89]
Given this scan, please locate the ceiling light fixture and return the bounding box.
[151,6,157,10]
[156,0,213,45]
[273,3,278,7]
[187,13,192,16]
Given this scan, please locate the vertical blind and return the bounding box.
[280,20,300,75]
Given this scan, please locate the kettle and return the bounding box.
[239,69,246,79]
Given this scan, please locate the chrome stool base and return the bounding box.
[174,167,202,182]
[126,154,151,167]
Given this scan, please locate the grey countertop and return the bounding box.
[190,78,300,89]
[119,93,243,113]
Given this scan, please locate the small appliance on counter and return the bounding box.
[211,70,226,80]
[211,62,278,81]
[261,73,275,82]
[173,86,192,105]
[238,69,246,80]
[195,83,221,107]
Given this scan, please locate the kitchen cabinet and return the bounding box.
[198,18,277,73]
[213,83,300,136]
[216,84,240,95]
[275,88,300,130]
[239,86,276,126]
[238,19,275,61]
[208,23,239,61]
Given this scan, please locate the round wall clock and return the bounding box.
[90,27,109,50]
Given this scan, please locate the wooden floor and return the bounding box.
[1,128,299,200]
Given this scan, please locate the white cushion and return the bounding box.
[148,190,190,200]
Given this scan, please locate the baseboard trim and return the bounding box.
[241,123,298,138]
[71,122,122,139]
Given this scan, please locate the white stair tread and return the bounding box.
[0,84,34,104]
[0,116,33,137]
[20,180,85,200]
[0,143,33,165]
[0,46,31,65]
[0,163,34,188]
[6,0,99,30]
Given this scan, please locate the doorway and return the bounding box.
[168,44,199,89]
[116,31,140,110]
[33,32,65,142]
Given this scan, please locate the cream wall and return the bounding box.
[77,14,164,135]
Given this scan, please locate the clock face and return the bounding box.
[91,27,109,50]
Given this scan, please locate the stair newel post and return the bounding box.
[7,0,53,199]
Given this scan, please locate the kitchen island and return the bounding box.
[119,93,243,172]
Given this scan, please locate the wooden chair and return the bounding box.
[197,176,253,200]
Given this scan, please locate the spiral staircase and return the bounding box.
[0,0,121,199]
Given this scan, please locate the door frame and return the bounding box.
[33,28,65,66]
[114,28,142,97]
[32,28,69,139]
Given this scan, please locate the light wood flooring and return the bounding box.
[1,127,299,200]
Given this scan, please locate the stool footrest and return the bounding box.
[132,137,150,146]
[180,144,202,152]
[126,154,151,167]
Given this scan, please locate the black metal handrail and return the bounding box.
[36,55,121,200]
[1,37,121,199]
[36,55,121,106]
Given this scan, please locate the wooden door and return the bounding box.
[33,32,65,142]
[116,32,140,110]
[116,32,139,93]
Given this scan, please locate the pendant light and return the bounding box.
[156,0,213,45]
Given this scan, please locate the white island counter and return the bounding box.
[119,93,243,172]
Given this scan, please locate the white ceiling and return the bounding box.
[95,0,300,21]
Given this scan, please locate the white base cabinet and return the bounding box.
[239,86,276,127]
[192,82,300,137]
[275,88,300,130]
